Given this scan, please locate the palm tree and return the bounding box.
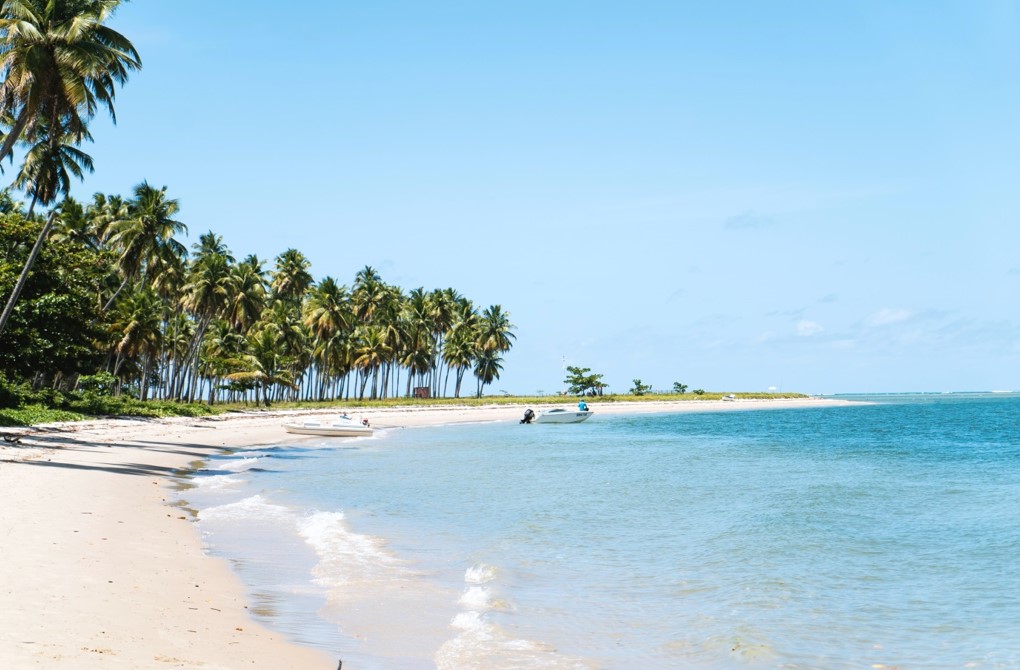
[427,288,456,396]
[473,348,503,398]
[258,299,309,401]
[443,322,477,398]
[351,265,385,323]
[303,276,352,341]
[179,246,232,401]
[477,304,516,354]
[303,277,353,399]
[225,256,267,333]
[85,192,129,248]
[225,325,297,407]
[108,285,161,397]
[103,182,186,311]
[353,325,391,400]
[0,0,141,163]
[199,320,247,404]
[397,288,432,396]
[270,248,312,307]
[14,124,94,217]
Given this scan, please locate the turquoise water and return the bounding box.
[183,394,1020,669]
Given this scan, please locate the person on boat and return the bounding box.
[578,400,588,412]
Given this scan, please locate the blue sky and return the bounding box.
[54,1,1020,394]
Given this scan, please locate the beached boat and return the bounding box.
[534,408,593,424]
[282,416,373,437]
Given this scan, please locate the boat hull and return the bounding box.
[282,423,373,437]
[534,410,592,424]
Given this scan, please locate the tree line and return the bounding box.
[0,188,516,404]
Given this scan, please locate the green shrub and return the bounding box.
[77,372,118,397]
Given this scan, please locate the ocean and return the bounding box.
[181,394,1020,669]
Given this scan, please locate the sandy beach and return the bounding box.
[0,397,854,669]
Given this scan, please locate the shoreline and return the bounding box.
[0,397,857,668]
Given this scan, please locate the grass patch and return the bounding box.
[0,404,88,426]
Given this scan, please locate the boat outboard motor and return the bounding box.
[521,408,535,424]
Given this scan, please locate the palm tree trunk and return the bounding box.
[103,277,130,313]
[25,192,40,219]
[183,316,211,402]
[0,108,31,166]
[0,211,59,339]
[141,353,151,401]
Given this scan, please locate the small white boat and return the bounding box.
[722,394,736,401]
[282,415,373,437]
[534,408,593,424]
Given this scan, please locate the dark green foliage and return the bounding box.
[0,214,108,379]
[630,378,652,396]
[0,405,87,426]
[564,366,608,396]
[77,371,118,396]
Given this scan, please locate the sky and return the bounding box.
[46,0,1020,394]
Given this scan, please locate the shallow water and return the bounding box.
[182,394,1020,669]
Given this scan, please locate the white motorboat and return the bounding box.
[282,415,373,437]
[534,408,593,424]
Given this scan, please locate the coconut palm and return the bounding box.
[0,0,141,163]
[397,288,431,395]
[373,284,405,398]
[443,322,477,398]
[107,285,161,397]
[260,299,309,401]
[303,277,353,399]
[86,192,129,247]
[352,265,385,323]
[473,348,503,398]
[426,288,456,396]
[199,320,247,404]
[353,325,391,400]
[477,304,516,354]
[225,325,297,407]
[225,256,267,333]
[103,182,186,311]
[14,124,94,217]
[303,276,352,341]
[270,248,312,307]
[179,248,232,401]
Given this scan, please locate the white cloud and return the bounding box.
[865,308,915,328]
[796,320,825,336]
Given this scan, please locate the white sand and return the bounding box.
[0,397,855,668]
